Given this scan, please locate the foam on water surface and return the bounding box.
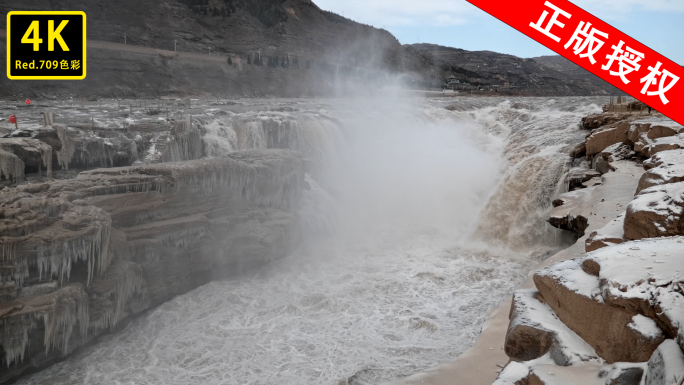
[21,232,533,385]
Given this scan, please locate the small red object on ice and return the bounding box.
[25,99,31,105]
[9,115,16,124]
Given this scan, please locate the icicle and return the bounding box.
[88,260,144,333]
[0,149,25,183]
[0,284,89,367]
[54,124,75,171]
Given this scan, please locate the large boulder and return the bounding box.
[586,122,630,156]
[584,237,684,352]
[533,259,665,363]
[637,163,684,193]
[505,289,601,365]
[624,182,684,239]
[646,125,680,140]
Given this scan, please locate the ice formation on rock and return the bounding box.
[0,147,305,377]
[0,138,52,178]
[89,260,144,332]
[0,284,89,367]
[0,149,24,183]
[52,124,139,170]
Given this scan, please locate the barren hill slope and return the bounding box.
[0,0,618,97]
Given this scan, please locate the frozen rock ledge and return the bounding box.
[0,149,305,382]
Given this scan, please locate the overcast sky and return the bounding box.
[314,0,684,64]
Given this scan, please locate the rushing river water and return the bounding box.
[20,96,606,385]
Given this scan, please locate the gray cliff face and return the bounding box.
[0,150,305,382]
[0,99,307,382]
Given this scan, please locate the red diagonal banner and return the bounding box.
[466,0,683,125]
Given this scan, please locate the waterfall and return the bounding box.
[17,96,610,385]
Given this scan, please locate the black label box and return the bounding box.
[7,11,86,80]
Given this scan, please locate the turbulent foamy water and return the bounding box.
[20,96,606,385]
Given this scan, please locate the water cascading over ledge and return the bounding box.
[0,149,305,383]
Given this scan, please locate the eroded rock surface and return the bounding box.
[581,113,632,130]
[586,123,630,156]
[533,259,665,363]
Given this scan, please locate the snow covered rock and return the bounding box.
[595,156,617,175]
[640,134,684,158]
[643,149,684,170]
[646,125,680,141]
[0,284,90,368]
[637,163,684,193]
[585,211,626,252]
[505,289,602,365]
[642,340,684,385]
[598,143,635,163]
[628,123,652,146]
[583,237,684,352]
[533,259,665,363]
[598,362,646,385]
[586,123,630,156]
[624,182,684,240]
[565,168,601,191]
[549,188,594,236]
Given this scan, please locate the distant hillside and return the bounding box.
[0,0,620,97]
[407,44,620,96]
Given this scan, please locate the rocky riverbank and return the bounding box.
[387,111,684,385]
[0,102,306,382]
